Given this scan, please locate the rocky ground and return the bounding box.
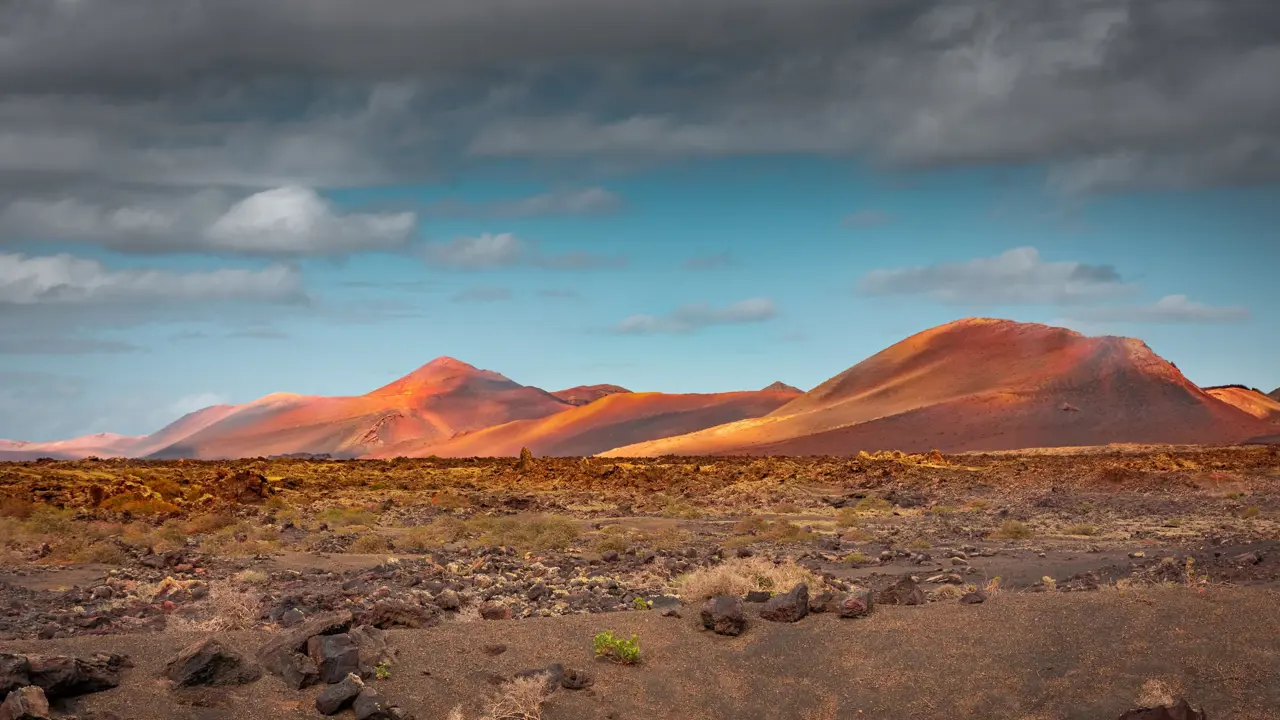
[0,445,1276,717]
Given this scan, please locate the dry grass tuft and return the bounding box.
[168,583,260,632]
[484,675,549,720]
[675,556,820,600]
[1136,678,1177,708]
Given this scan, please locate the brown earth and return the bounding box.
[2,586,1277,720]
[605,318,1274,457]
[1206,385,1280,421]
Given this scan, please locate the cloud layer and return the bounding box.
[424,233,625,270]
[613,298,778,335]
[0,0,1275,204]
[860,247,1249,325]
[1,186,416,257]
[858,247,1134,305]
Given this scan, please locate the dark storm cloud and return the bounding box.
[0,0,1277,237]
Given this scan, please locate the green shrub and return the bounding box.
[593,631,640,664]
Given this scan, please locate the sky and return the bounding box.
[1,0,1278,441]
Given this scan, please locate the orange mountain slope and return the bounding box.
[602,318,1274,457]
[551,384,632,406]
[365,388,800,458]
[146,357,571,459]
[1204,386,1280,422]
[0,433,143,461]
[1270,388,1280,402]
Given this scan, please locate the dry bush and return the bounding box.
[169,583,261,632]
[185,512,236,534]
[317,506,380,528]
[349,533,389,554]
[1137,679,1177,707]
[469,514,581,552]
[990,520,1034,539]
[931,584,966,601]
[675,557,820,600]
[485,675,549,720]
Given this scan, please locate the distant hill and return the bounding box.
[603,318,1274,456]
[366,387,801,458]
[1204,386,1280,422]
[761,381,803,393]
[146,357,571,459]
[551,384,632,406]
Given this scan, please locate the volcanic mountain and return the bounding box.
[551,384,632,406]
[1204,386,1280,422]
[602,318,1274,457]
[0,433,143,461]
[1270,388,1280,402]
[762,381,803,393]
[146,358,571,459]
[366,388,801,459]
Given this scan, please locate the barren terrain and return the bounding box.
[0,444,1277,717]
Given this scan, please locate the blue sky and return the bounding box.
[1,1,1278,440]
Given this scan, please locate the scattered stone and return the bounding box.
[359,601,438,630]
[257,611,354,679]
[0,653,130,700]
[316,673,365,715]
[279,653,320,690]
[1129,551,1146,559]
[1232,551,1262,566]
[481,644,507,657]
[760,583,809,623]
[700,596,747,636]
[561,668,594,691]
[353,687,393,720]
[0,686,49,720]
[601,551,619,562]
[162,638,262,687]
[1117,699,1207,720]
[660,608,682,618]
[514,664,563,691]
[743,590,771,603]
[837,587,874,619]
[308,634,361,684]
[479,602,511,621]
[350,626,397,678]
[527,583,549,601]
[876,577,926,606]
[959,591,987,605]
[434,590,460,611]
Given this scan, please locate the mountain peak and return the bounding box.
[366,357,512,397]
[762,381,802,393]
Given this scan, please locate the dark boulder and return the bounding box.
[0,686,49,720]
[279,653,320,690]
[743,590,771,603]
[837,587,874,619]
[307,634,360,685]
[479,603,511,621]
[876,576,925,606]
[561,668,594,691]
[1,653,129,700]
[959,590,987,605]
[700,596,747,636]
[257,611,353,678]
[353,687,393,720]
[760,583,809,623]
[316,673,364,715]
[358,602,439,630]
[162,638,261,687]
[514,664,563,692]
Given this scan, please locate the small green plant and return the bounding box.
[632,597,652,611]
[593,630,640,665]
[843,552,870,564]
[374,660,392,680]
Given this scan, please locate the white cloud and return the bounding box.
[205,186,415,254]
[613,297,777,335]
[857,247,1134,305]
[423,232,624,270]
[1070,295,1251,324]
[0,186,416,257]
[0,252,302,305]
